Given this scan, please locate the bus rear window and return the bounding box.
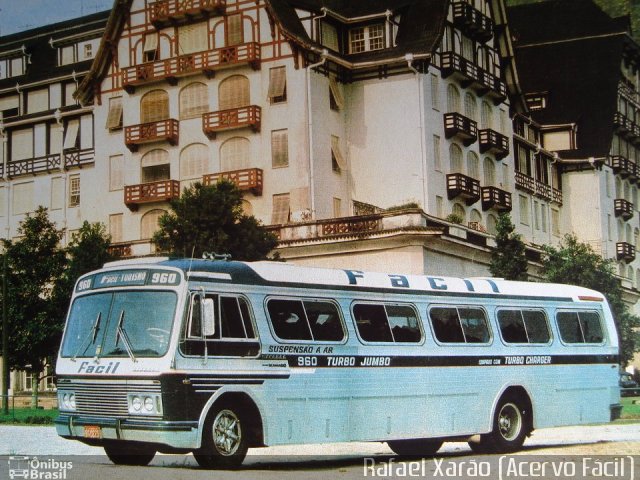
[556,310,604,344]
[429,307,490,344]
[267,298,345,342]
[353,303,422,343]
[497,309,550,344]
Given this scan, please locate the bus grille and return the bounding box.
[61,379,161,418]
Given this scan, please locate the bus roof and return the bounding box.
[99,257,606,303]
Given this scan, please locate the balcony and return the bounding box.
[447,173,480,205]
[202,167,263,195]
[617,242,636,263]
[444,112,478,146]
[440,52,479,87]
[122,43,260,92]
[610,155,636,180]
[479,129,509,159]
[481,186,512,212]
[124,180,181,211]
[614,112,633,135]
[477,70,507,104]
[148,0,226,27]
[202,105,261,139]
[615,199,634,221]
[124,119,179,152]
[534,180,552,201]
[64,148,95,170]
[451,2,494,42]
[552,188,563,205]
[515,171,535,193]
[8,153,62,178]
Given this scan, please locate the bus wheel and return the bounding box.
[387,439,443,456]
[469,395,529,453]
[194,403,248,469]
[104,442,156,466]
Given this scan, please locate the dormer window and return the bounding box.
[525,93,548,112]
[349,23,385,54]
[0,55,25,79]
[320,21,339,52]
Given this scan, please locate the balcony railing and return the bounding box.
[148,0,226,27]
[64,148,95,170]
[447,173,480,205]
[481,186,512,212]
[534,180,552,201]
[610,155,637,180]
[124,179,181,211]
[617,242,636,263]
[125,119,179,152]
[477,69,507,104]
[614,112,633,135]
[440,52,479,87]
[202,167,263,195]
[515,171,535,193]
[444,112,478,145]
[552,187,563,205]
[122,43,260,92]
[202,105,261,139]
[7,148,96,178]
[479,128,509,159]
[615,198,634,221]
[451,2,494,42]
[107,243,133,258]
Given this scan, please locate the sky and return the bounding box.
[0,0,113,37]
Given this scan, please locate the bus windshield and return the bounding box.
[61,291,177,358]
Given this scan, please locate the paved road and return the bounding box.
[0,423,638,480]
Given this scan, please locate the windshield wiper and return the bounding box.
[115,310,137,363]
[72,312,101,362]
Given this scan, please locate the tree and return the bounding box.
[1,208,66,405]
[541,234,640,366]
[489,213,528,281]
[153,181,278,260]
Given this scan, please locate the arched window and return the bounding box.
[629,266,634,282]
[241,200,253,216]
[618,219,624,242]
[219,75,250,110]
[140,89,169,124]
[141,149,170,183]
[450,143,463,173]
[467,151,479,179]
[180,143,209,179]
[481,101,493,130]
[635,227,639,248]
[452,203,466,222]
[636,269,640,290]
[447,84,460,112]
[220,137,250,171]
[470,209,482,225]
[179,82,209,119]
[615,177,622,199]
[624,181,630,202]
[619,263,626,278]
[626,223,633,244]
[487,214,497,235]
[141,209,166,240]
[464,92,477,121]
[484,157,495,186]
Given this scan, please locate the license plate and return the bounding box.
[83,425,102,439]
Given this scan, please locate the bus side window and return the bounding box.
[353,303,393,342]
[557,310,604,344]
[429,307,465,343]
[579,311,604,343]
[220,296,249,338]
[386,305,422,342]
[497,310,528,343]
[523,310,551,343]
[188,295,202,338]
[305,301,345,342]
[267,299,313,341]
[458,308,490,343]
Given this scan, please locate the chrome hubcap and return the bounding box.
[498,403,522,441]
[212,409,241,456]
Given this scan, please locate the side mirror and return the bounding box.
[202,298,215,337]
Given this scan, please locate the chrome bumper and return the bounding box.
[55,415,199,450]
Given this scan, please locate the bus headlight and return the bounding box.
[128,393,162,415]
[57,390,77,412]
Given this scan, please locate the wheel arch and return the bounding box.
[491,385,535,434]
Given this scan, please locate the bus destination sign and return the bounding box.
[76,269,182,292]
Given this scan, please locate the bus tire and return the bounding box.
[104,442,156,466]
[194,402,248,469]
[387,439,443,456]
[469,394,529,453]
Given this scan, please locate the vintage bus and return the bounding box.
[55,257,621,467]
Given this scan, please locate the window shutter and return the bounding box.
[110,155,124,191]
[271,194,290,225]
[27,88,49,114]
[321,22,339,51]
[63,120,80,150]
[51,177,64,210]
[271,130,288,168]
[106,97,123,129]
[331,135,346,170]
[467,152,479,179]
[141,209,164,239]
[109,214,123,243]
[290,187,309,213]
[140,90,169,123]
[0,95,19,113]
[220,137,250,171]
[219,75,249,110]
[180,143,209,178]
[141,149,169,168]
[11,128,33,161]
[143,33,159,53]
[449,144,463,173]
[329,76,344,110]
[227,14,243,46]
[179,22,208,54]
[180,82,209,119]
[61,45,75,65]
[267,67,286,102]
[13,182,34,215]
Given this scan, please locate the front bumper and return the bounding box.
[55,414,199,450]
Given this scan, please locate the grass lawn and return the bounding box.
[620,396,640,419]
[0,407,58,425]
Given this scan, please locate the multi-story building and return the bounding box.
[0,10,110,398]
[508,0,640,293]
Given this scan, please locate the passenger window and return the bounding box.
[353,303,422,343]
[556,310,604,344]
[267,298,345,342]
[498,309,550,344]
[429,306,490,344]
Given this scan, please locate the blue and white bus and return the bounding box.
[55,257,621,467]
